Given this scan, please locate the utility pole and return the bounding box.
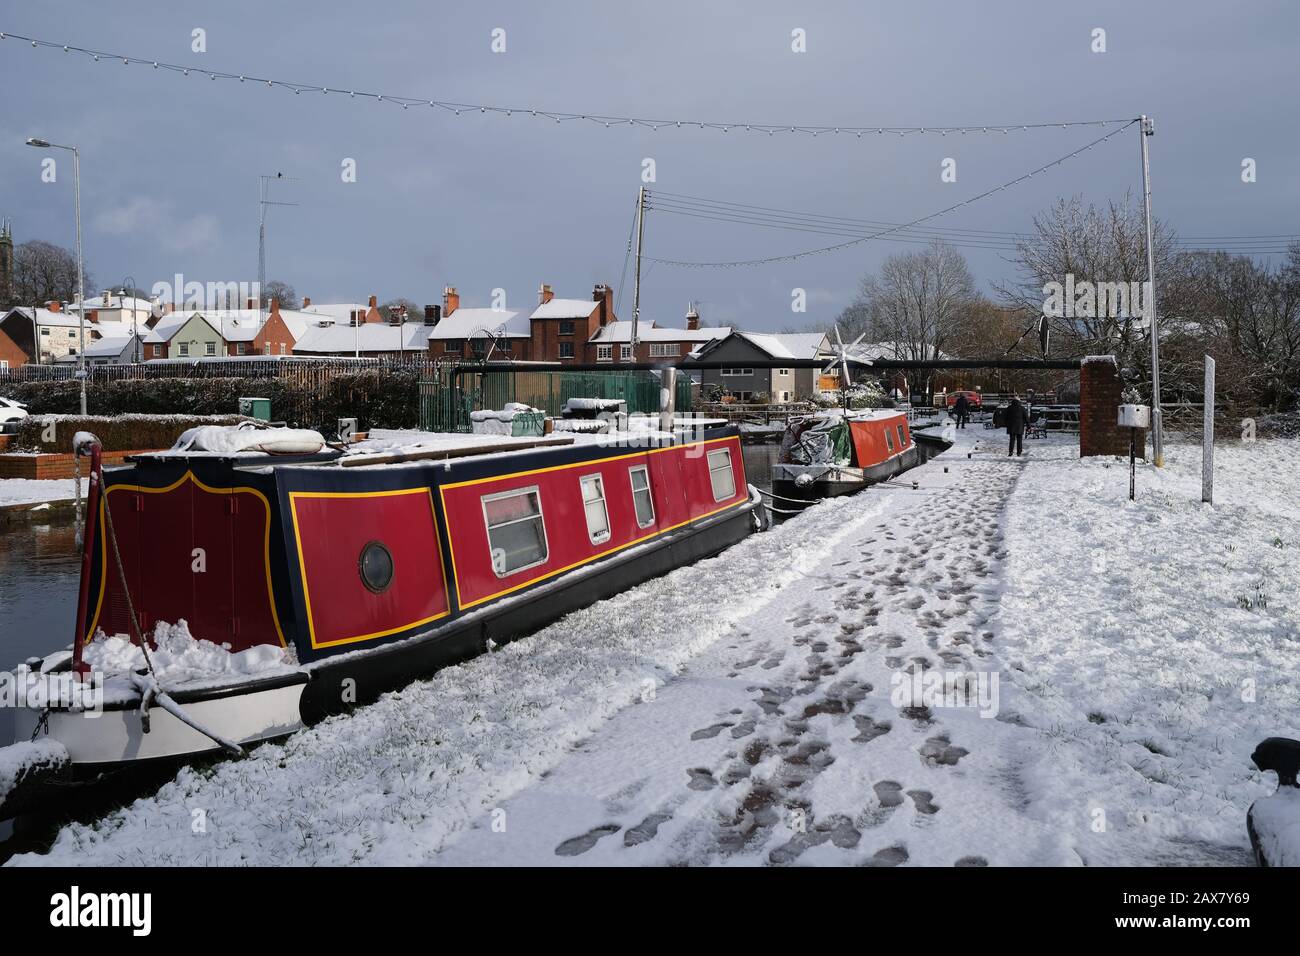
[1138,115,1164,467]
[631,186,646,363]
[258,173,296,325]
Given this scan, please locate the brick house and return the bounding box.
[426,287,531,360]
[528,284,614,361]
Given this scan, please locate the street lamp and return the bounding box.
[26,137,87,414]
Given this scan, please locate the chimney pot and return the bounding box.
[270,298,280,315]
[686,302,700,331]
[424,304,441,326]
[302,296,311,308]
[539,283,554,305]
[443,286,460,317]
[47,300,62,313]
[368,295,377,309]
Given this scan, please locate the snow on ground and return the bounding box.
[0,479,75,507]
[992,434,1300,866]
[10,428,1297,866]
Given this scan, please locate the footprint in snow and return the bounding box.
[555,824,621,857]
[862,844,910,867]
[691,722,735,741]
[624,813,672,848]
[919,734,969,767]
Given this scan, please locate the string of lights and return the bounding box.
[0,30,1135,139]
[642,121,1140,267]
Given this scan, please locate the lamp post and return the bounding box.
[27,137,87,414]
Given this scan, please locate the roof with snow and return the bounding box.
[69,295,155,313]
[428,308,529,340]
[84,334,141,358]
[530,298,599,320]
[734,331,829,360]
[299,303,366,323]
[143,311,218,344]
[293,322,429,354]
[588,320,731,344]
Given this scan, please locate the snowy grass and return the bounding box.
[994,436,1300,865]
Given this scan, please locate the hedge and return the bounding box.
[12,414,249,453]
[0,370,424,434]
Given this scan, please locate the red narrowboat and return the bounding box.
[5,424,766,791]
[770,410,947,514]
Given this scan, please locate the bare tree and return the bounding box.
[12,240,92,306]
[855,240,976,400]
[996,193,1182,382]
[262,279,299,310]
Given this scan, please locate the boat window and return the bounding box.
[358,541,394,593]
[897,424,908,448]
[482,486,548,577]
[629,465,655,528]
[885,428,895,453]
[580,474,610,544]
[707,448,736,502]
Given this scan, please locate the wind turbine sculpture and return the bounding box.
[822,324,868,412]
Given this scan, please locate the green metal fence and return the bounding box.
[419,366,694,433]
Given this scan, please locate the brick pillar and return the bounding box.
[1079,355,1145,457]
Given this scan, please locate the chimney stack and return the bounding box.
[302,296,311,308]
[593,283,613,326]
[47,301,62,313]
[87,309,99,324]
[100,289,113,309]
[443,285,460,317]
[538,283,554,305]
[686,302,700,331]
[368,295,377,309]
[424,304,441,327]
[270,298,280,316]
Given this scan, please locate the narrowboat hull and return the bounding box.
[772,446,920,510]
[2,426,766,803]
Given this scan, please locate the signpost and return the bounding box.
[1202,356,1215,505]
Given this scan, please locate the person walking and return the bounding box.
[953,392,970,429]
[1004,395,1028,457]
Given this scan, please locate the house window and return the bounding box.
[721,368,753,376]
[558,320,575,336]
[237,342,247,355]
[498,338,512,353]
[580,474,610,544]
[178,342,190,357]
[40,328,50,336]
[596,344,613,362]
[776,368,791,376]
[471,338,488,358]
[620,345,632,361]
[68,330,76,338]
[443,340,463,353]
[650,343,680,357]
[897,424,907,448]
[629,465,655,528]
[707,448,737,501]
[885,428,895,453]
[205,341,217,356]
[559,342,575,359]
[482,486,548,577]
[779,391,791,402]
[152,345,162,358]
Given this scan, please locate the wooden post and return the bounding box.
[1202,355,1215,505]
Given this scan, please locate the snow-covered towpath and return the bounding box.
[12,428,1296,866]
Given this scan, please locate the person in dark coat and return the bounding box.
[953,393,970,429]
[1004,395,1028,456]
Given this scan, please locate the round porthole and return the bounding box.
[358,540,394,593]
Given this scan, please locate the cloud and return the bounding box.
[92,197,218,252]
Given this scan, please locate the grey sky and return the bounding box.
[2,1,1295,330]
